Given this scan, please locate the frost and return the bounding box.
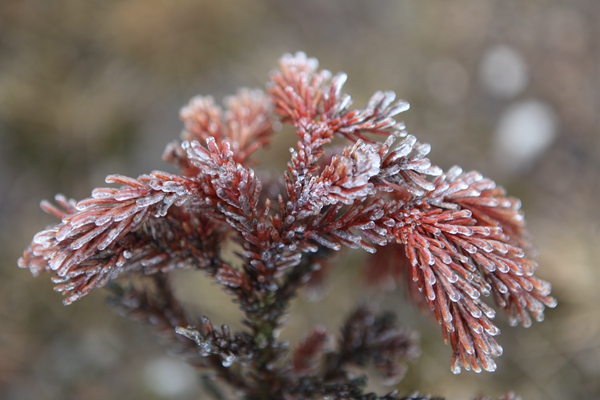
[137,193,165,208]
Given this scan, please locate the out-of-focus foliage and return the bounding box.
[1,1,598,399]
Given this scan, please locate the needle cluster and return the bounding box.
[19,52,553,399]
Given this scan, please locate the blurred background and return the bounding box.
[1,1,599,399]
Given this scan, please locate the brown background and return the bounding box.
[1,1,599,399]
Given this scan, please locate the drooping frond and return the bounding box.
[379,167,556,373]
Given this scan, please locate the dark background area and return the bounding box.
[1,1,599,399]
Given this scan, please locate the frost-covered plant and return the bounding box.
[19,52,555,399]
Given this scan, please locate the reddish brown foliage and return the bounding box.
[19,52,555,399]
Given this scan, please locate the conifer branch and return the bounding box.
[19,51,555,399]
